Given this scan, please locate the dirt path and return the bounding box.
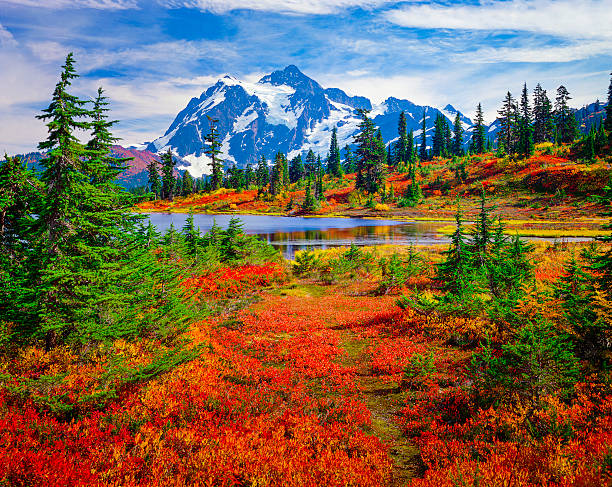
[269,283,421,485]
[339,332,421,486]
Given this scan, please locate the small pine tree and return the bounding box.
[435,207,472,296]
[204,115,223,190]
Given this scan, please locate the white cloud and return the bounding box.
[319,72,437,106]
[384,0,612,40]
[0,23,17,47]
[161,0,394,15]
[467,40,612,64]
[73,39,238,73]
[0,0,138,9]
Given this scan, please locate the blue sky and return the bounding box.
[1,0,610,154]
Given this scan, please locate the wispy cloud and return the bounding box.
[0,0,139,9]
[161,0,395,15]
[0,22,17,47]
[467,40,612,64]
[384,0,612,40]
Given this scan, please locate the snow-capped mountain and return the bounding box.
[148,65,477,177]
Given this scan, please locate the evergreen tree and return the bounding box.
[256,155,269,188]
[354,109,385,194]
[175,173,182,196]
[533,84,554,143]
[244,164,254,187]
[182,170,194,196]
[555,85,576,144]
[473,103,486,154]
[289,154,305,183]
[270,151,286,195]
[432,114,444,157]
[147,158,161,199]
[518,83,535,157]
[443,117,452,157]
[327,127,343,177]
[406,129,414,165]
[182,209,200,257]
[315,155,324,201]
[453,112,464,156]
[282,153,289,187]
[160,149,176,201]
[419,111,428,161]
[595,121,606,154]
[435,208,472,296]
[29,53,164,348]
[605,72,612,143]
[302,176,316,211]
[86,87,130,186]
[498,92,516,153]
[0,155,39,330]
[305,149,317,178]
[343,145,355,174]
[204,115,223,190]
[395,111,408,165]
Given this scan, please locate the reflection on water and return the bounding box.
[144,213,447,258]
[143,212,587,259]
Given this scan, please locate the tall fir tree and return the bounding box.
[270,151,286,195]
[160,149,176,201]
[453,112,464,156]
[86,87,130,186]
[395,111,408,165]
[533,83,554,144]
[555,85,576,144]
[432,114,444,157]
[406,129,414,165]
[518,83,535,157]
[204,115,223,190]
[31,53,159,348]
[327,127,343,177]
[315,155,325,201]
[305,149,317,178]
[147,158,161,199]
[419,110,428,161]
[182,169,194,196]
[354,109,386,194]
[256,155,269,188]
[289,154,305,183]
[498,92,516,153]
[343,145,355,174]
[605,72,612,143]
[473,103,486,154]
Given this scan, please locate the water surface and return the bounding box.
[144,213,447,258]
[143,213,590,259]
